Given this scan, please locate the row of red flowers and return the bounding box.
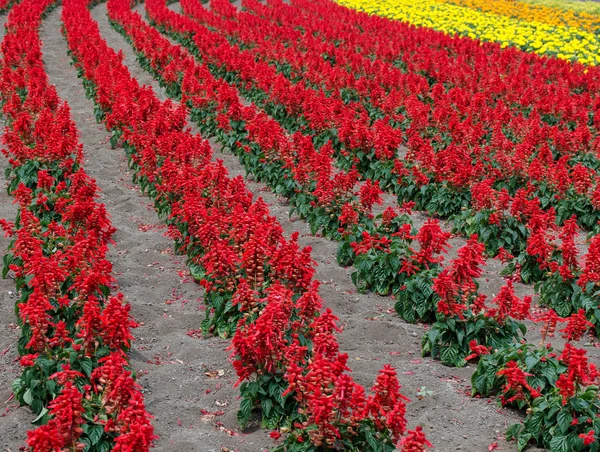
[61,0,431,449]
[0,0,154,450]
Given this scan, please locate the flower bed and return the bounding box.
[0,0,153,450]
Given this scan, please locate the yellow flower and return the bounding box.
[336,0,600,65]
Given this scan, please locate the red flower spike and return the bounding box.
[400,426,432,451]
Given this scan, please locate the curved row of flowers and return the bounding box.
[0,0,154,450]
[437,0,600,34]
[133,1,600,450]
[60,0,432,450]
[522,0,600,16]
[335,0,600,65]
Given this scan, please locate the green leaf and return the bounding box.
[567,432,585,451]
[556,410,572,434]
[446,317,456,331]
[23,388,33,405]
[31,398,43,415]
[248,381,261,398]
[237,397,253,428]
[217,324,230,339]
[525,355,539,371]
[440,344,460,366]
[80,358,93,378]
[31,407,48,424]
[2,253,13,279]
[517,432,533,451]
[365,430,381,452]
[261,398,273,418]
[505,423,521,440]
[87,423,104,446]
[549,435,569,452]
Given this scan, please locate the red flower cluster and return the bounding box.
[497,361,541,405]
[580,430,596,446]
[464,339,491,361]
[487,282,532,323]
[433,236,486,318]
[0,0,153,448]
[556,344,598,405]
[578,235,600,288]
[400,426,434,452]
[560,309,593,342]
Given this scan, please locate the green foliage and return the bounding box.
[238,374,298,430]
[472,342,600,451]
[554,192,600,231]
[273,418,399,452]
[536,276,600,332]
[452,209,528,257]
[471,343,565,410]
[507,389,600,452]
[351,239,407,296]
[503,252,548,284]
[393,269,439,324]
[422,311,526,367]
[396,182,470,219]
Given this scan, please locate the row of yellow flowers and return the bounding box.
[439,0,600,34]
[522,0,600,16]
[336,0,600,66]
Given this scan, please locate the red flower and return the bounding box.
[27,424,64,452]
[497,361,540,404]
[578,235,600,288]
[464,340,491,361]
[580,430,596,446]
[364,365,410,441]
[28,381,85,451]
[400,426,432,451]
[556,344,598,405]
[560,309,593,342]
[358,179,383,211]
[487,282,531,322]
[19,353,39,367]
[412,219,450,267]
[339,202,359,227]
